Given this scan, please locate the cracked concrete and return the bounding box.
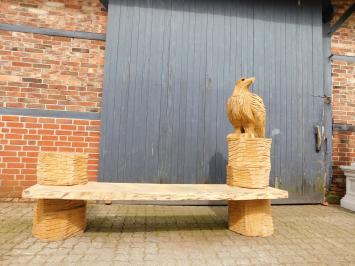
[0,203,355,265]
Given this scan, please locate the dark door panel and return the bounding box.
[100,0,326,203]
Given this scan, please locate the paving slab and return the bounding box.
[0,203,354,265]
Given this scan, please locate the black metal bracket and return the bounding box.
[0,23,106,41]
[0,108,100,120]
[100,0,109,10]
[333,124,355,132]
[329,54,355,63]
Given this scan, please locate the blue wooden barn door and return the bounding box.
[99,0,328,203]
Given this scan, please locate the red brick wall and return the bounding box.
[0,115,100,198]
[329,0,355,200]
[332,60,355,126]
[0,31,105,112]
[0,0,107,34]
[0,0,106,199]
[331,0,355,56]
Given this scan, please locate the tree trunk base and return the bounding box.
[32,199,86,241]
[228,199,273,237]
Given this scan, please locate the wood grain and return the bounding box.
[226,77,266,138]
[32,199,86,241]
[228,199,273,237]
[37,152,88,186]
[23,182,288,201]
[227,134,272,188]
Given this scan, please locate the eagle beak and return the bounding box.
[245,77,255,88]
[247,77,255,85]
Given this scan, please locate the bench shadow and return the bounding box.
[208,152,227,184]
[86,213,228,233]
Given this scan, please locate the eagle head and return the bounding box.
[231,77,255,96]
[236,77,255,90]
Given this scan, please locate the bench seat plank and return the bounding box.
[23,182,288,201]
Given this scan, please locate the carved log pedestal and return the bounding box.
[228,199,273,237]
[32,199,87,241]
[37,152,88,186]
[227,134,271,188]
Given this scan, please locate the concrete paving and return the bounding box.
[0,203,354,266]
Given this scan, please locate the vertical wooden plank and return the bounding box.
[192,0,204,184]
[264,0,275,179]
[273,0,282,184]
[301,0,311,196]
[130,0,150,181]
[263,0,272,138]
[124,0,141,180]
[279,0,288,191]
[234,0,243,79]
[160,0,176,183]
[227,0,237,134]
[304,0,324,198]
[175,0,189,181]
[288,1,303,195]
[138,0,155,182]
[157,0,173,183]
[219,0,234,184]
[182,0,198,184]
[295,0,303,195]
[253,0,265,104]
[302,0,315,197]
[107,0,123,181]
[296,1,305,195]
[170,0,185,183]
[270,0,284,184]
[215,0,228,184]
[284,0,298,196]
[246,0,254,77]
[196,0,209,183]
[99,0,118,180]
[109,0,125,182]
[239,0,249,77]
[110,0,128,182]
[116,0,138,182]
[143,0,166,182]
[203,0,218,183]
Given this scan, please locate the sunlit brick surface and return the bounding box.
[0,31,105,112]
[331,0,355,56]
[0,115,100,198]
[330,0,355,198]
[0,0,107,34]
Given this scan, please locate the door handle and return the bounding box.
[314,125,324,152]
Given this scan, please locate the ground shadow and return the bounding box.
[86,213,228,233]
[208,152,227,184]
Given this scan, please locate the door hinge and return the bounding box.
[311,94,331,104]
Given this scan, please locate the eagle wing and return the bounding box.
[251,93,266,138]
[226,96,238,128]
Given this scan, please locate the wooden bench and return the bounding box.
[23,182,288,241]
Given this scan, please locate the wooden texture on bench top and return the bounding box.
[23,182,288,201]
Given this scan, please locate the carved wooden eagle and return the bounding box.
[226,77,266,138]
